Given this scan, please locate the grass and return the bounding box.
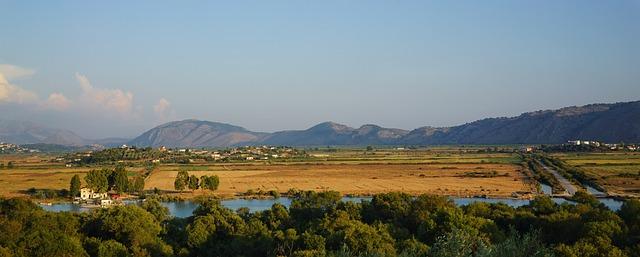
[145,163,531,198]
[552,152,640,196]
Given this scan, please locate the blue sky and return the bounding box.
[1,0,639,138]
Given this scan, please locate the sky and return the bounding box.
[1,0,639,139]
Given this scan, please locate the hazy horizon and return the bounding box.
[1,1,639,138]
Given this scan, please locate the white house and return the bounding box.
[100,199,113,207]
[92,192,108,199]
[80,188,93,200]
[80,187,108,200]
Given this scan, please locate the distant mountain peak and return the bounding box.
[309,121,354,132]
[4,100,640,148]
[129,119,261,148]
[0,120,86,146]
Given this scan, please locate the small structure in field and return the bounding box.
[80,187,108,200]
[100,199,113,207]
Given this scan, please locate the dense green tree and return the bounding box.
[83,205,173,256]
[188,175,199,191]
[130,176,145,194]
[0,199,88,257]
[113,166,129,193]
[70,174,81,198]
[141,198,170,223]
[85,169,109,193]
[187,199,248,255]
[320,210,397,256]
[484,230,554,257]
[619,199,640,255]
[274,228,299,256]
[200,175,220,191]
[529,195,557,215]
[570,191,602,208]
[97,240,130,257]
[2,190,640,257]
[290,190,341,227]
[0,246,11,257]
[427,228,490,257]
[174,170,189,192]
[84,237,131,257]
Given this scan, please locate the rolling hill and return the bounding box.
[400,101,640,145]
[3,101,639,147]
[0,120,87,146]
[128,120,268,148]
[129,101,640,147]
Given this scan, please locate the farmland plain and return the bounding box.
[552,152,640,196]
[0,148,535,199]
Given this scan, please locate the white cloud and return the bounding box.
[1,66,165,135]
[0,73,39,104]
[43,92,72,111]
[75,72,135,116]
[0,64,35,80]
[153,97,174,121]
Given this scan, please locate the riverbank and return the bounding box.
[39,195,628,218]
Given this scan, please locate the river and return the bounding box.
[39,196,625,218]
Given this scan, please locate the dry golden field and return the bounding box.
[0,154,143,197]
[145,162,534,198]
[0,150,535,198]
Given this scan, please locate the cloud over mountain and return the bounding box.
[0,73,38,104]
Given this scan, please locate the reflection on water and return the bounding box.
[585,186,607,197]
[540,184,553,195]
[39,196,625,218]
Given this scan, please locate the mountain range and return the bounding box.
[3,101,640,147]
[0,120,127,147]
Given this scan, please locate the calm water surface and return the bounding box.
[39,196,624,218]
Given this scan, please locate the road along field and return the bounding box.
[552,152,640,196]
[145,162,535,198]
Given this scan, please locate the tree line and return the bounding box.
[0,190,639,257]
[173,170,219,192]
[69,165,146,197]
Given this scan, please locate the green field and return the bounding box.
[552,152,640,196]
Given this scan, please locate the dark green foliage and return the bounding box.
[68,147,165,165]
[569,191,602,207]
[2,191,640,257]
[174,170,189,192]
[83,205,173,256]
[0,199,88,257]
[290,190,341,227]
[113,165,129,193]
[85,169,110,193]
[70,174,81,198]
[187,175,199,191]
[199,175,219,191]
[25,188,68,199]
[141,198,170,223]
[486,230,554,257]
[84,237,131,257]
[131,176,145,195]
